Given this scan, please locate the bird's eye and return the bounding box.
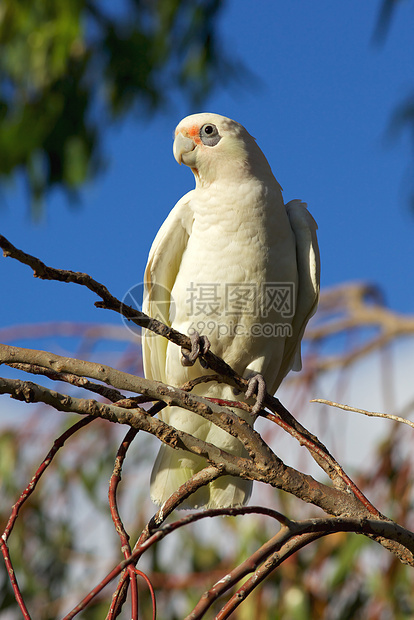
[200,123,221,147]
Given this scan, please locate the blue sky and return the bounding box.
[1,0,414,346]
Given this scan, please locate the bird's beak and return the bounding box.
[173,132,196,165]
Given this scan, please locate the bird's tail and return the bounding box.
[150,444,252,509]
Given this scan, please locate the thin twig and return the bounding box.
[264,410,380,516]
[0,416,94,620]
[134,569,157,620]
[66,513,414,620]
[214,532,323,620]
[109,466,225,619]
[198,515,414,619]
[2,416,94,542]
[311,398,414,430]
[186,525,292,620]
[0,544,31,620]
[5,362,126,403]
[105,425,156,620]
[107,427,139,620]
[180,374,223,392]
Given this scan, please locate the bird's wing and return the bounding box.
[269,200,320,392]
[286,199,320,370]
[142,193,194,384]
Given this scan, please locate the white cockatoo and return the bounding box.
[142,113,320,509]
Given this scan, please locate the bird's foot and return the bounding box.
[245,374,267,415]
[181,331,210,368]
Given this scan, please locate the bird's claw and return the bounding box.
[181,331,210,368]
[245,374,267,415]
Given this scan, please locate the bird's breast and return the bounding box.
[169,181,297,370]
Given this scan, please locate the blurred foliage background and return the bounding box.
[0,0,232,216]
[1,286,414,619]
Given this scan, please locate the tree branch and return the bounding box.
[3,235,414,618]
[312,398,414,430]
[67,512,414,620]
[0,236,379,494]
[1,371,413,568]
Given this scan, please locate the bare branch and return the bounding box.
[0,373,384,523]
[0,238,377,491]
[108,466,225,619]
[3,239,414,616]
[107,428,140,620]
[213,531,323,619]
[305,282,414,371]
[0,341,380,534]
[0,234,246,392]
[312,398,414,430]
[69,513,414,620]
[5,361,127,403]
[0,545,31,620]
[264,410,380,515]
[0,416,94,620]
[2,416,94,542]
[192,515,414,619]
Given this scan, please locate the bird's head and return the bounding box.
[173,113,274,186]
